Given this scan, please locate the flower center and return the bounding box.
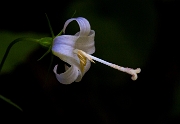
[74,49,95,72]
[76,50,87,72]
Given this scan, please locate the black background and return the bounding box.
[0,0,180,123]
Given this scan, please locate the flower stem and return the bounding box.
[0,37,37,73]
[45,13,54,38]
[0,94,23,111]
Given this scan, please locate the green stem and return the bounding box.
[0,37,37,73]
[0,94,23,111]
[44,13,55,83]
[45,13,54,38]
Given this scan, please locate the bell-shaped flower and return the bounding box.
[52,17,95,84]
[52,17,141,84]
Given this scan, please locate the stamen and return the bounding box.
[78,50,95,63]
[77,53,86,65]
[74,49,87,72]
[74,49,141,80]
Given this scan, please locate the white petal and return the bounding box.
[62,17,95,54]
[75,30,95,54]
[53,64,79,84]
[75,60,91,82]
[63,17,91,36]
[52,35,83,81]
[52,35,79,66]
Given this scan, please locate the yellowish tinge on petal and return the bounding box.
[76,49,95,63]
[74,49,95,72]
[76,50,87,72]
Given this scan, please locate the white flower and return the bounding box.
[52,17,141,84]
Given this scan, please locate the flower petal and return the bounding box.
[75,30,95,54]
[62,17,95,54]
[75,60,91,82]
[63,17,91,36]
[53,64,79,84]
[52,35,79,66]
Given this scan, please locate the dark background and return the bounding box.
[0,0,180,123]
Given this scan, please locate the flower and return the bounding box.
[52,17,95,84]
[52,17,141,84]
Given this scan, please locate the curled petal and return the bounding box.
[63,17,91,36]
[75,30,95,54]
[64,60,91,82]
[75,60,91,82]
[62,17,95,54]
[52,35,84,81]
[52,35,79,66]
[53,65,79,84]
